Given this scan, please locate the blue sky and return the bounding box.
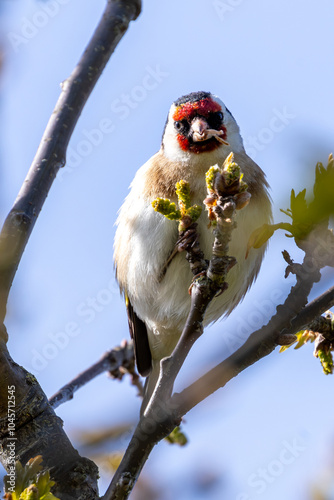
[1,0,334,498]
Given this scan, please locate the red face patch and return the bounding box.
[179,132,227,154]
[176,134,190,151]
[173,98,226,153]
[173,98,222,122]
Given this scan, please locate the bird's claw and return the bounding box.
[176,227,199,252]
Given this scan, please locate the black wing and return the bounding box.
[125,294,152,377]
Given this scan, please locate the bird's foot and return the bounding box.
[176,224,199,253]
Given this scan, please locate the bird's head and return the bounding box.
[162,91,244,163]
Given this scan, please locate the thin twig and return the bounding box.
[49,341,136,409]
[174,251,323,417]
[145,158,246,414]
[289,284,334,332]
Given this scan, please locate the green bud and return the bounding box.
[206,165,220,192]
[165,426,188,446]
[176,180,191,211]
[152,198,181,220]
[187,205,202,222]
[222,160,241,186]
[317,348,333,375]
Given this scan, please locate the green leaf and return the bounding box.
[246,224,275,257]
[310,156,334,224]
[246,222,293,257]
[279,330,317,353]
[34,470,57,500]
[274,155,334,245]
[280,208,292,218]
[290,188,307,222]
[20,485,39,500]
[285,155,334,241]
[4,456,59,500]
[294,330,317,349]
[165,426,188,446]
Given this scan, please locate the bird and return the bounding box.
[114,91,272,411]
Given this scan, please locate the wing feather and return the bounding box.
[125,294,152,377]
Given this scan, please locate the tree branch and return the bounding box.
[145,155,245,413]
[0,336,99,499]
[174,251,324,417]
[103,206,334,499]
[102,156,252,499]
[289,284,334,332]
[103,155,334,499]
[0,0,141,324]
[49,341,139,409]
[99,269,334,500]
[0,1,141,498]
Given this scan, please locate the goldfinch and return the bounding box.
[114,91,272,408]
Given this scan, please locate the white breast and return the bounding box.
[114,149,270,362]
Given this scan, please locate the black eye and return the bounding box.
[208,111,224,129]
[174,120,189,134]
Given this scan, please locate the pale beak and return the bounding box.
[191,118,209,142]
[191,117,229,145]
